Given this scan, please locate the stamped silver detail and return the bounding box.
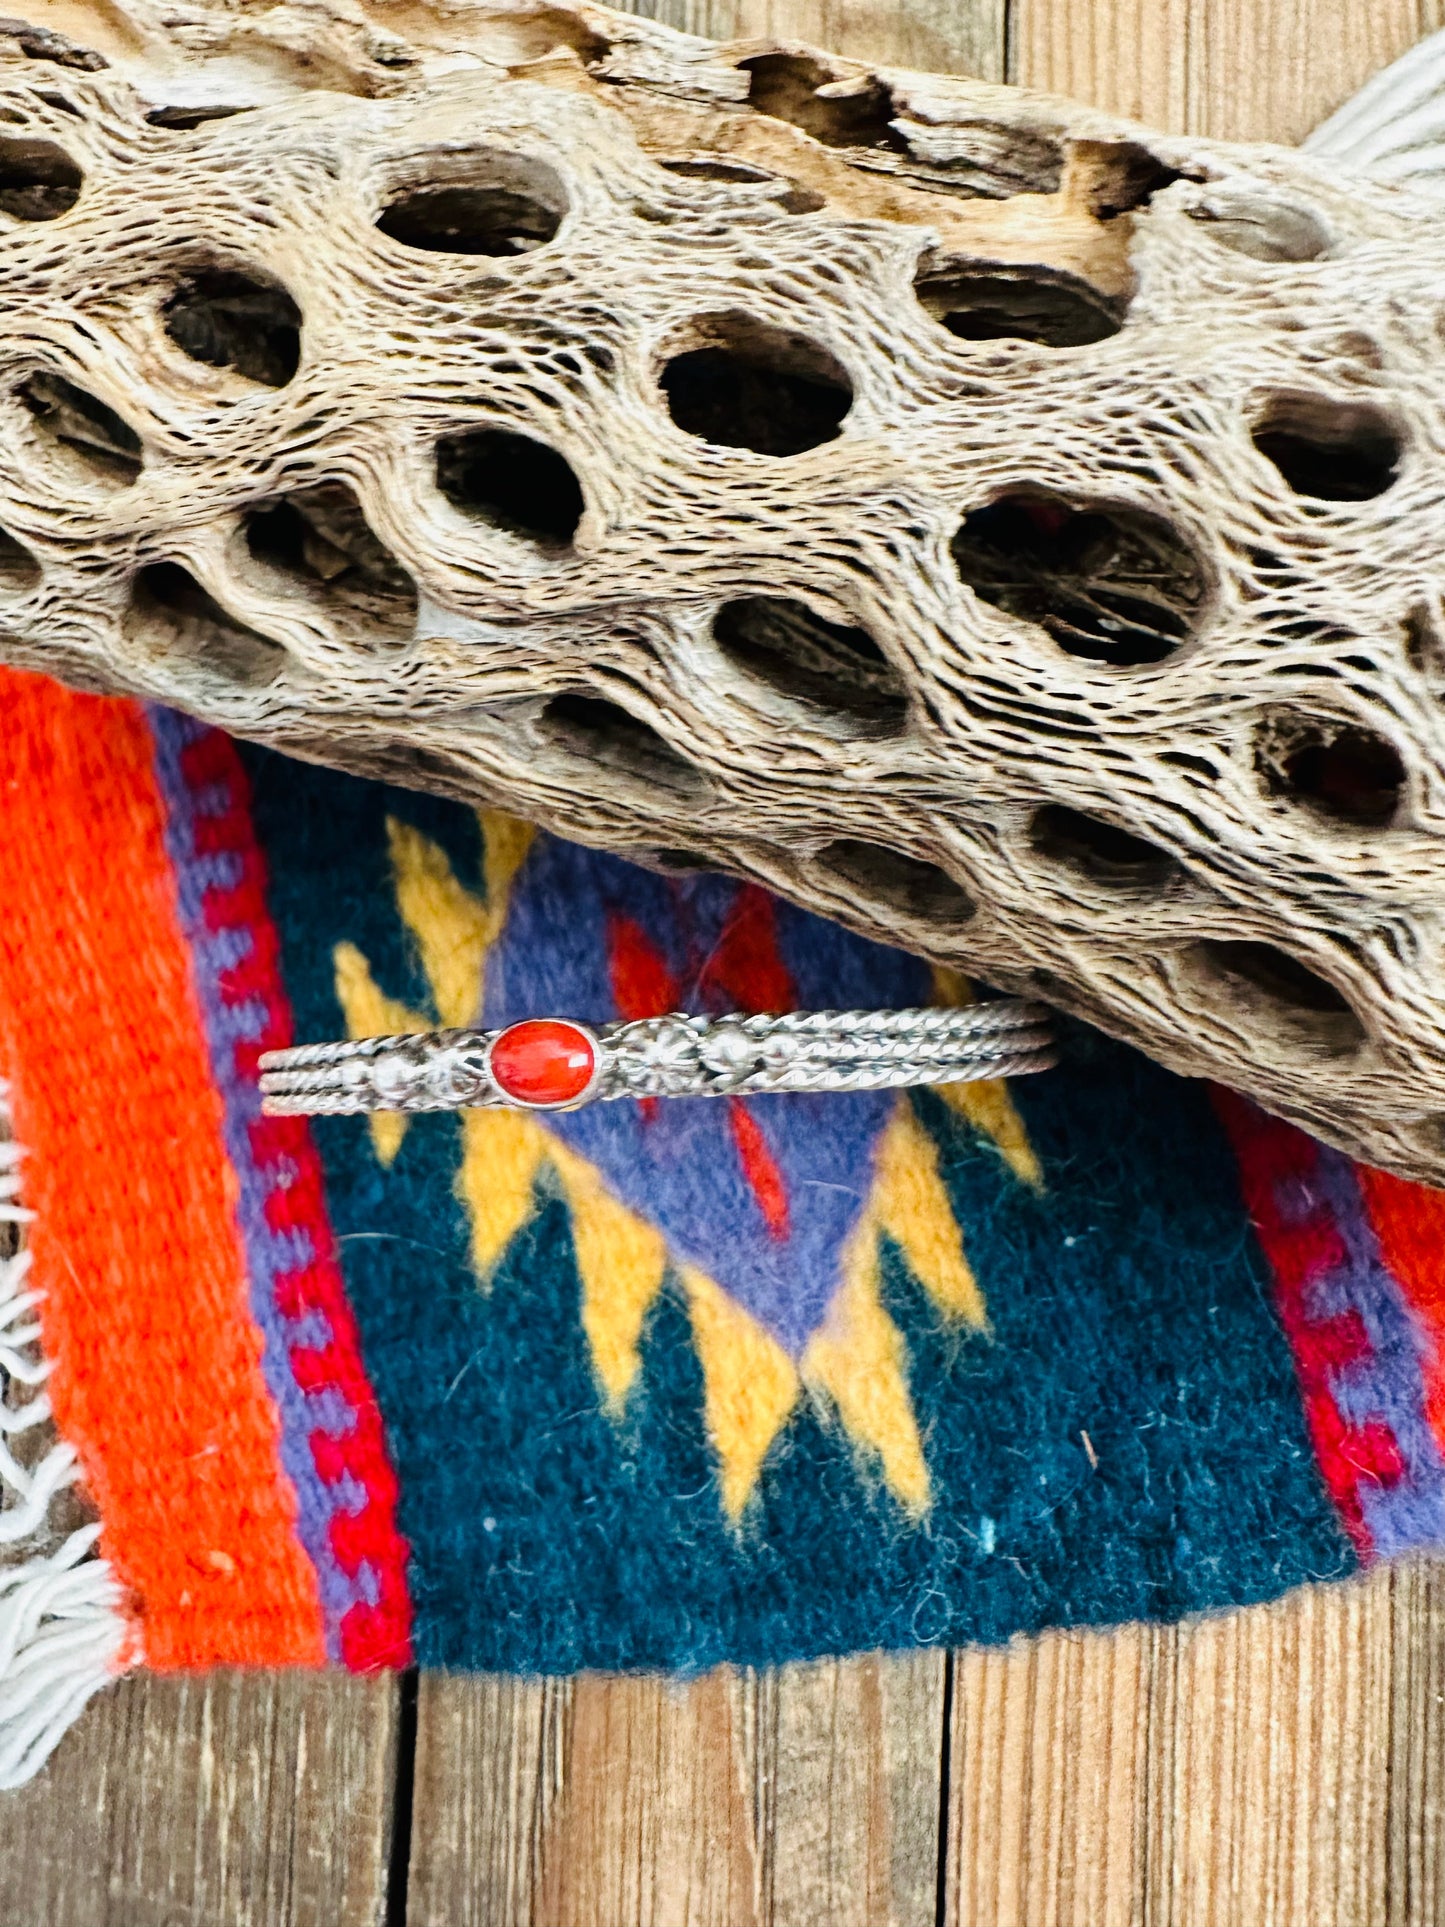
[258,1001,1056,1117]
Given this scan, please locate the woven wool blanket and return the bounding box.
[1,663,1444,1785]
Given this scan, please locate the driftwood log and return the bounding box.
[0,1,1443,1181]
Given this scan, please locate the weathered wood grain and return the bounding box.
[946,1617,1150,1927]
[400,1675,564,1927]
[0,1669,399,1927]
[1011,0,1445,142]
[1386,1558,1445,1927]
[1145,1567,1392,1927]
[616,0,1007,78]
[405,1652,946,1927]
[943,1568,1404,1927]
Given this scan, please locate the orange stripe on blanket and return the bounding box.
[1357,1163,1445,1449]
[0,669,324,1668]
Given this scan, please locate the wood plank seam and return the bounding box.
[386,1670,420,1927]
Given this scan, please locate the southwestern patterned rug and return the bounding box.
[0,664,1443,1782]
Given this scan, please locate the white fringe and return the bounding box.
[0,1080,130,1790]
[1305,27,1445,192]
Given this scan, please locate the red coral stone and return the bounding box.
[488,1019,598,1107]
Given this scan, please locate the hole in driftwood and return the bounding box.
[1029,805,1180,887]
[915,262,1123,347]
[0,527,39,591]
[490,8,611,69]
[1252,396,1401,500]
[1160,749,1221,780]
[951,493,1206,666]
[1326,332,1385,373]
[740,53,905,152]
[661,314,852,455]
[163,267,302,388]
[645,847,715,873]
[377,152,566,255]
[1404,602,1445,675]
[713,595,907,729]
[244,484,417,641]
[658,156,825,212]
[661,157,776,184]
[1255,715,1405,827]
[1187,938,1364,1054]
[129,562,287,686]
[538,692,705,795]
[818,839,974,923]
[1076,141,1183,220]
[436,427,584,546]
[146,104,252,130]
[17,372,141,485]
[0,135,81,219]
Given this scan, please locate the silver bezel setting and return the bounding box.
[481,1019,606,1111]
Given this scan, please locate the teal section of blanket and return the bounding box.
[241,743,1353,1670]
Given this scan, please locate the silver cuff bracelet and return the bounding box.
[259,1002,1056,1118]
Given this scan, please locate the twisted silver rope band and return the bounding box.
[259,1002,1055,1117]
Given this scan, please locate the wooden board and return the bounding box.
[1010,0,1445,143]
[404,1652,947,1927]
[9,1561,1443,1926]
[396,1563,1439,1927]
[944,1566,1405,1927]
[0,1671,399,1927]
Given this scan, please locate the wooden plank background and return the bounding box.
[5,2,1445,1922]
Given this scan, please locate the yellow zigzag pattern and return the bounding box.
[333,814,1041,1521]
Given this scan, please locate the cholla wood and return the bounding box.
[0,3,1443,1181]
